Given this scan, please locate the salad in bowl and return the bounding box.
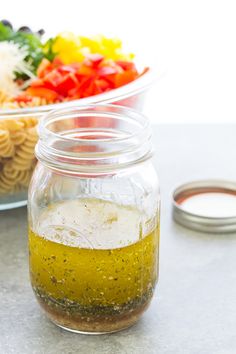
[0,20,153,210]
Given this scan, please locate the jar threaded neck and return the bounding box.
[36,104,153,174]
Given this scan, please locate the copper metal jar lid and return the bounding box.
[172,180,236,233]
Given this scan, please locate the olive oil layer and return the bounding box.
[29,203,159,319]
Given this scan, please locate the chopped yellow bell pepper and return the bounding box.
[52,33,134,64]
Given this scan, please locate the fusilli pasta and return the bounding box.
[0,96,57,109]
[0,116,38,195]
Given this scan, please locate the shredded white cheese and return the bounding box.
[0,41,35,100]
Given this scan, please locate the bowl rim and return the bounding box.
[0,68,156,117]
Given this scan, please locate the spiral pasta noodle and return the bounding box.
[0,116,38,195]
[0,96,56,109]
[0,130,15,158]
[0,90,11,105]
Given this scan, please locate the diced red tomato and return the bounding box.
[30,79,45,87]
[26,55,143,102]
[115,70,138,88]
[115,60,136,71]
[85,54,104,66]
[67,87,81,100]
[56,73,79,96]
[57,64,79,74]
[25,87,59,101]
[98,66,118,76]
[94,79,111,91]
[43,70,63,89]
[14,94,33,103]
[52,57,64,67]
[37,58,53,78]
[77,64,95,77]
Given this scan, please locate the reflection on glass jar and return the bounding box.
[28,104,160,334]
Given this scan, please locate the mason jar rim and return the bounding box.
[36,104,153,174]
[38,104,149,141]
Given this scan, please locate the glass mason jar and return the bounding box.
[28,104,160,334]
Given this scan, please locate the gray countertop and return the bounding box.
[1,125,236,354]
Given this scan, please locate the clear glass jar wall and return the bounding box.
[0,88,147,211]
[28,104,160,334]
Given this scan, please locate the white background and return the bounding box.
[2,0,236,123]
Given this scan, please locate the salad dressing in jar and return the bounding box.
[28,105,160,333]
